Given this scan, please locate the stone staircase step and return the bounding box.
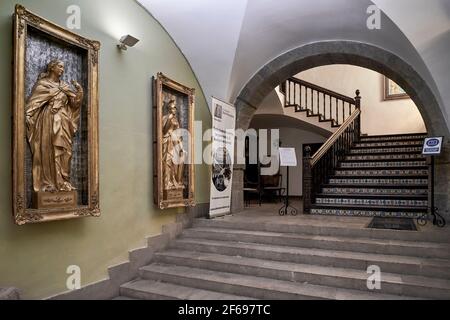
[315,196,427,208]
[154,249,450,299]
[311,204,427,215]
[354,141,424,148]
[182,227,450,259]
[120,279,254,300]
[349,147,422,154]
[171,238,450,279]
[139,263,418,300]
[328,178,428,185]
[310,207,425,219]
[339,161,427,168]
[321,186,428,196]
[359,133,427,142]
[345,154,426,161]
[193,219,450,243]
[317,194,427,199]
[334,168,428,177]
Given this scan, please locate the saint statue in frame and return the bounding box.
[12,5,101,225]
[153,73,195,209]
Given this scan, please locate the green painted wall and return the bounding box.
[0,0,211,299]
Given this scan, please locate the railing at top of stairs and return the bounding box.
[302,90,362,213]
[281,77,359,127]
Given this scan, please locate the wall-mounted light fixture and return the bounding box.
[117,35,140,51]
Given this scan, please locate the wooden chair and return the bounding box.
[261,173,285,203]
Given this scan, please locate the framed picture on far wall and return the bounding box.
[383,76,409,100]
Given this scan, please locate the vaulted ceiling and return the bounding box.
[137,0,450,128]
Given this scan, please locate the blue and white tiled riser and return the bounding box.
[321,188,428,195]
[335,169,428,176]
[359,135,426,142]
[345,154,425,161]
[316,198,428,207]
[340,161,426,168]
[355,141,423,147]
[350,147,422,154]
[310,208,424,219]
[328,178,428,184]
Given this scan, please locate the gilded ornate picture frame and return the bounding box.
[383,76,409,100]
[12,5,101,225]
[153,73,195,209]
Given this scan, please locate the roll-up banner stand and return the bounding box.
[209,97,236,218]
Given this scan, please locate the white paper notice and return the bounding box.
[279,148,297,167]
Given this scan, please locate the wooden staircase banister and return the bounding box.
[286,77,356,105]
[281,77,359,127]
[311,108,361,167]
[303,89,362,213]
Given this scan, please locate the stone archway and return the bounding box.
[231,41,450,218]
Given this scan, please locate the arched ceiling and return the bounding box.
[137,0,450,129]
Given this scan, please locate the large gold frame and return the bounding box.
[12,5,101,225]
[153,73,195,209]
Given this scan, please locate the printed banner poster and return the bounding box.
[209,98,236,218]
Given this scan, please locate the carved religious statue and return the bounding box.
[25,59,83,207]
[162,99,186,193]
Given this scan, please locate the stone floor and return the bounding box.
[224,200,450,236]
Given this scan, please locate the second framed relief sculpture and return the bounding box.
[12,5,101,225]
[153,73,195,209]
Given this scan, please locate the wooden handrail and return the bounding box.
[287,77,356,105]
[311,108,360,167]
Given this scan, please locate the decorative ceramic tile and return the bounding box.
[350,147,422,154]
[321,187,428,195]
[340,161,426,168]
[355,141,423,148]
[360,135,426,142]
[345,154,425,161]
[335,169,428,176]
[328,178,428,185]
[310,208,424,218]
[316,198,427,207]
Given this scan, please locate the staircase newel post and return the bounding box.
[355,90,361,137]
[303,146,313,214]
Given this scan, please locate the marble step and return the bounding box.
[171,238,450,279]
[310,206,426,219]
[349,147,422,154]
[354,141,424,148]
[154,250,450,299]
[359,134,427,142]
[339,161,427,168]
[328,178,428,185]
[334,168,428,177]
[345,154,426,161]
[120,279,254,300]
[321,186,428,196]
[140,263,418,300]
[182,227,450,259]
[193,219,450,243]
